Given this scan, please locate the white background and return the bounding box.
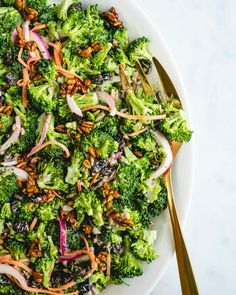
[134,0,236,294]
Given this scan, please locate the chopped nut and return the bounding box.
[77,180,82,192]
[82,224,93,234]
[104,7,123,29]
[29,238,43,258]
[0,104,13,116]
[16,0,26,10]
[78,42,103,58]
[32,271,43,283]
[25,41,37,52]
[24,7,38,21]
[134,151,143,158]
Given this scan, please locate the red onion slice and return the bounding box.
[10,167,29,180]
[0,264,28,288]
[66,94,83,117]
[11,28,17,43]
[0,116,21,155]
[31,31,51,59]
[97,90,117,116]
[38,112,51,146]
[58,218,67,255]
[149,130,173,179]
[1,160,18,167]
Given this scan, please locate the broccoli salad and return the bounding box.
[0,0,192,294]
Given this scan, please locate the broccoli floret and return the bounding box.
[113,28,129,50]
[35,256,55,287]
[148,182,168,217]
[19,202,37,223]
[90,272,108,292]
[65,148,84,185]
[92,43,112,68]
[27,222,46,243]
[113,235,143,278]
[47,235,58,259]
[66,226,81,250]
[57,0,77,21]
[74,190,104,227]
[47,20,65,40]
[39,114,72,158]
[81,130,118,159]
[158,100,193,142]
[127,37,152,66]
[37,160,69,192]
[0,168,18,204]
[0,0,15,6]
[141,177,163,203]
[131,239,157,262]
[0,278,26,295]
[36,202,58,222]
[74,93,99,109]
[132,131,158,152]
[94,115,119,137]
[5,239,27,260]
[100,227,122,244]
[0,7,22,32]
[45,220,60,247]
[55,98,74,121]
[0,114,14,139]
[36,58,57,81]
[29,82,58,113]
[62,5,109,46]
[0,202,12,235]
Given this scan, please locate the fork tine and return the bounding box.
[135,61,158,100]
[118,64,133,93]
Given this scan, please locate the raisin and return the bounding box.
[14,221,29,233]
[80,284,91,294]
[93,160,107,173]
[5,72,17,86]
[111,243,121,254]
[101,166,114,177]
[91,72,112,85]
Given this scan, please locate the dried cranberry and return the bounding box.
[14,221,29,233]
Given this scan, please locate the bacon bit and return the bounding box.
[17,47,29,69]
[31,24,47,31]
[48,281,77,292]
[82,105,167,121]
[27,140,70,158]
[29,217,38,231]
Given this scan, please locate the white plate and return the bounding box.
[49,1,194,294]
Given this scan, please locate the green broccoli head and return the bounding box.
[36,202,58,222]
[113,28,129,50]
[0,168,18,204]
[57,0,78,21]
[81,130,118,159]
[158,100,193,142]
[5,239,27,261]
[131,239,157,263]
[90,272,108,292]
[127,37,152,66]
[66,226,81,251]
[94,115,119,137]
[74,93,99,109]
[100,227,122,244]
[74,190,105,227]
[29,82,58,113]
[65,148,84,185]
[36,58,57,82]
[35,256,55,287]
[37,160,69,192]
[148,182,168,217]
[92,43,112,68]
[0,7,22,32]
[113,235,143,278]
[0,114,14,140]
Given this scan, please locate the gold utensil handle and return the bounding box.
[165,171,199,295]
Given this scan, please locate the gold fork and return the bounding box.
[135,58,199,295]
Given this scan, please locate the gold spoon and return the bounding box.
[134,58,199,295]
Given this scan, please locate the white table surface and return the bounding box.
[134,0,236,294]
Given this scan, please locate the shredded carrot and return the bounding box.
[18,47,29,69]
[27,49,41,66]
[31,24,47,31]
[48,281,77,291]
[27,140,71,158]
[18,258,30,263]
[82,105,167,120]
[80,234,89,251]
[0,254,12,260]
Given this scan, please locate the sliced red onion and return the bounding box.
[31,31,51,59]
[66,94,83,117]
[58,253,88,263]
[58,218,67,255]
[149,130,173,179]
[0,116,21,155]
[97,91,117,116]
[1,160,18,167]
[38,112,51,146]
[23,20,36,59]
[0,264,28,288]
